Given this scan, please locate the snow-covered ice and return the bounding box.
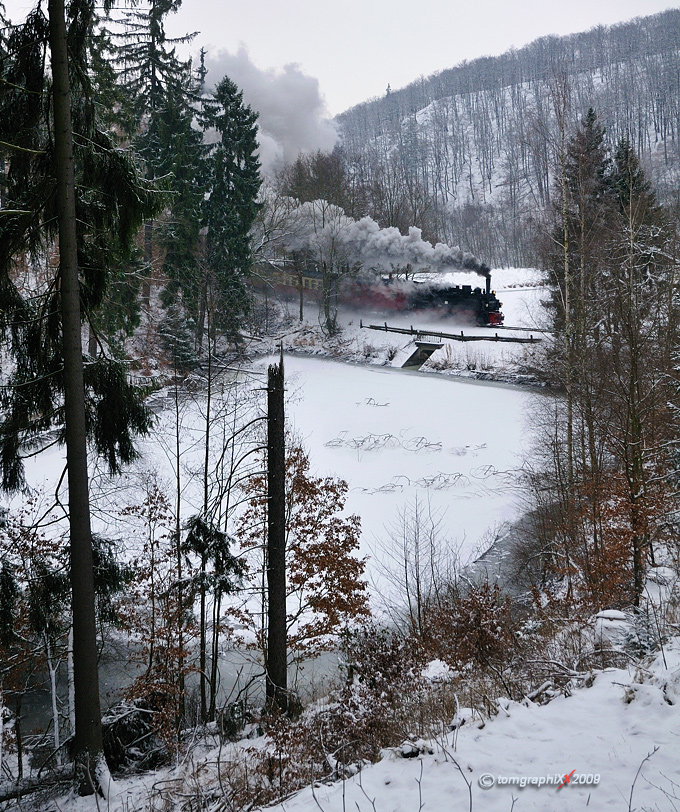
[268,354,535,569]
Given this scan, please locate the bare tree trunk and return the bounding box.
[294,257,304,322]
[48,0,106,793]
[0,155,6,208]
[200,333,212,722]
[553,76,575,600]
[0,688,3,777]
[142,219,152,313]
[322,263,338,335]
[14,694,22,780]
[196,272,208,351]
[208,589,221,722]
[87,323,97,358]
[173,372,185,726]
[266,353,287,711]
[45,637,62,765]
[624,222,647,606]
[68,627,75,736]
[559,114,574,494]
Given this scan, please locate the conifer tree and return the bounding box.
[0,0,160,792]
[113,0,196,309]
[543,108,612,334]
[200,76,262,342]
[158,72,209,336]
[605,137,677,603]
[0,4,159,490]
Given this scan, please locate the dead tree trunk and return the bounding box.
[266,351,287,711]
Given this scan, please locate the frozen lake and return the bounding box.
[10,340,539,727]
[14,349,537,589]
[257,354,535,570]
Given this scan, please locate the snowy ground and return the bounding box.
[261,642,680,812]
[44,638,680,812]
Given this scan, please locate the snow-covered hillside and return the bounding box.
[337,12,680,267]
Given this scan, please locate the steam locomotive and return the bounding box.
[346,274,504,327]
[265,267,505,327]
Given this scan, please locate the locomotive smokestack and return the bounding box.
[486,275,491,295]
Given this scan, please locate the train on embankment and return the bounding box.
[263,267,505,327]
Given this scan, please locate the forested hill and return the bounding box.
[335,9,680,268]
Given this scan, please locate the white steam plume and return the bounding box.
[204,48,339,175]
[343,216,489,276]
[282,200,490,276]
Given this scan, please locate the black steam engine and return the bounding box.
[347,274,504,327]
[266,265,505,327]
[408,276,504,326]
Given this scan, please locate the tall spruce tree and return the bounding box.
[0,0,160,793]
[113,0,196,310]
[158,71,209,339]
[543,108,612,334]
[200,76,262,343]
[605,137,678,603]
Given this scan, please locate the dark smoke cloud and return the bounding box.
[204,48,339,174]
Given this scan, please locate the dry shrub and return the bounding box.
[102,700,172,772]
[566,478,637,611]
[270,626,425,766]
[433,582,516,667]
[361,342,380,359]
[214,625,456,807]
[426,344,460,370]
[420,580,531,698]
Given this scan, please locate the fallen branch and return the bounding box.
[0,765,75,803]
